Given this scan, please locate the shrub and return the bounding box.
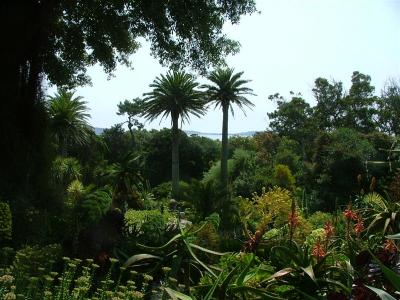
[124,209,177,246]
[0,256,148,299]
[307,211,333,229]
[273,164,295,190]
[81,187,112,223]
[11,244,62,279]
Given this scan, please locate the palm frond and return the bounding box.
[201,67,255,115]
[142,70,206,126]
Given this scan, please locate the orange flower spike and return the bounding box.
[288,211,299,228]
[312,238,326,260]
[324,221,334,239]
[384,239,397,254]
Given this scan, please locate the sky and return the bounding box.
[50,0,400,133]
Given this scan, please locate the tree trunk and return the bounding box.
[171,116,180,200]
[221,102,229,195]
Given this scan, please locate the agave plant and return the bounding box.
[124,221,227,290]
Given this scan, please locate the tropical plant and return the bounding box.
[267,240,352,299]
[142,70,206,199]
[188,253,283,300]
[124,209,177,246]
[202,68,254,211]
[81,187,113,224]
[363,192,400,235]
[47,89,92,155]
[125,221,226,290]
[51,156,82,187]
[103,152,144,210]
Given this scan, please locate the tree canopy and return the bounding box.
[0,0,256,206]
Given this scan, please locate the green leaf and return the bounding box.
[318,278,351,294]
[220,265,240,293]
[124,254,161,267]
[301,265,316,283]
[183,239,216,277]
[383,217,391,233]
[137,233,182,250]
[164,287,193,300]
[365,285,396,300]
[386,233,400,240]
[367,215,383,232]
[204,272,222,300]
[188,243,228,256]
[236,253,255,285]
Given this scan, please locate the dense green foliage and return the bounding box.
[2,2,400,298]
[0,0,256,238]
[2,69,400,299]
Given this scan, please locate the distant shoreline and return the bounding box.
[185,130,256,140]
[94,127,257,139]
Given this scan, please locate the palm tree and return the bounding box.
[47,89,91,155]
[142,70,206,199]
[202,68,254,196]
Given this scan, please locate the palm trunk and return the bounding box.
[128,117,135,148]
[171,116,180,200]
[221,102,229,195]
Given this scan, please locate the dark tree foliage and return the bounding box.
[0,0,255,216]
[267,93,316,159]
[142,129,219,186]
[311,128,376,210]
[377,79,400,135]
[117,98,145,147]
[312,77,344,131]
[341,71,378,133]
[101,125,132,164]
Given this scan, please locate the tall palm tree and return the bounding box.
[47,89,91,155]
[202,68,254,196]
[142,70,205,199]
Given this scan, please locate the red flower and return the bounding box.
[384,239,397,254]
[312,239,326,260]
[324,221,334,239]
[343,209,357,221]
[354,219,364,235]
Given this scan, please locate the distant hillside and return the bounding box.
[94,127,256,139]
[185,130,256,139]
